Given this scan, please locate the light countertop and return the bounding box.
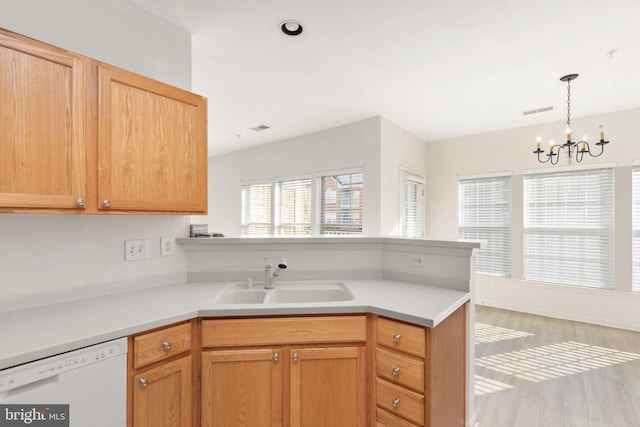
[0,279,469,370]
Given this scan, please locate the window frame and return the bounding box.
[240,167,363,236]
[632,163,640,292]
[523,164,615,289]
[400,171,425,238]
[241,179,273,236]
[458,171,512,277]
[317,169,364,235]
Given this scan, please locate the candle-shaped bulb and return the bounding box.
[599,125,605,141]
[565,127,572,142]
[549,140,554,154]
[536,137,542,150]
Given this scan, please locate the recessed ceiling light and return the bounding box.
[280,20,303,36]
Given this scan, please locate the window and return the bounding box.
[241,182,272,236]
[458,173,512,277]
[402,174,424,238]
[276,178,311,235]
[320,172,363,235]
[241,169,363,236]
[523,166,614,289]
[633,165,640,292]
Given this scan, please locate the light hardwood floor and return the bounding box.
[474,306,640,427]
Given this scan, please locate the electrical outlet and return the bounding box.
[408,254,426,268]
[160,237,175,257]
[124,239,149,261]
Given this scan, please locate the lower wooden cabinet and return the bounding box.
[201,348,283,427]
[201,316,367,427]
[290,346,366,427]
[132,356,192,427]
[128,321,195,427]
[128,311,467,427]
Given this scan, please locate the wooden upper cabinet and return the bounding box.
[0,28,207,214]
[97,64,207,214]
[0,30,87,212]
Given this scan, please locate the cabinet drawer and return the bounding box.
[376,317,425,358]
[202,315,366,347]
[376,347,424,392]
[376,408,420,427]
[133,322,192,369]
[376,378,424,426]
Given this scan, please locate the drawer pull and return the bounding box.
[392,367,401,376]
[292,353,299,362]
[393,334,401,343]
[139,378,148,388]
[162,341,171,351]
[273,352,279,362]
[392,398,400,407]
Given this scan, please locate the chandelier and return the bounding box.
[533,74,610,165]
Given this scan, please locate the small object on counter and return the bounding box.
[193,232,225,238]
[190,224,209,237]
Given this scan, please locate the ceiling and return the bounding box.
[127,0,640,156]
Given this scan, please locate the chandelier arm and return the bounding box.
[586,142,606,158]
[550,147,560,165]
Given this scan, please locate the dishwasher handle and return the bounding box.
[0,375,59,403]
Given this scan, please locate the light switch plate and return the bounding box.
[125,239,149,261]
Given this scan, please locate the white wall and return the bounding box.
[195,117,383,235]
[380,118,429,235]
[0,0,191,90]
[196,116,429,237]
[0,0,193,309]
[425,107,640,331]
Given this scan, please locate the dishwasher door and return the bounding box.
[0,337,127,427]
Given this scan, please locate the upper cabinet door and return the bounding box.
[98,64,207,214]
[0,31,86,212]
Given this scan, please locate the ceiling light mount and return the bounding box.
[280,20,303,36]
[533,74,610,165]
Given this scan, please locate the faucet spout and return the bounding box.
[264,257,288,289]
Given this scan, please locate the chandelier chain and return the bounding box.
[566,79,571,129]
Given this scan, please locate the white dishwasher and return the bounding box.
[0,337,127,426]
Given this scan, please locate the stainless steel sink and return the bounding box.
[215,281,354,304]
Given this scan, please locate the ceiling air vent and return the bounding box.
[250,125,271,132]
[522,106,554,116]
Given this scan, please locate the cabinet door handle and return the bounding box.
[392,398,400,408]
[139,378,148,388]
[392,367,401,376]
[162,341,171,351]
[273,352,279,362]
[102,199,111,208]
[292,353,299,362]
[393,334,401,343]
[75,198,85,207]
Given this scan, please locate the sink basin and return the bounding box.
[215,281,354,305]
[215,289,266,304]
[265,283,354,304]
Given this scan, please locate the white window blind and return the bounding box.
[241,182,272,236]
[276,178,311,235]
[403,176,424,238]
[523,167,614,289]
[633,166,640,292]
[458,174,512,277]
[320,172,363,235]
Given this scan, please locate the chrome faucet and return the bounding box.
[264,257,288,289]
